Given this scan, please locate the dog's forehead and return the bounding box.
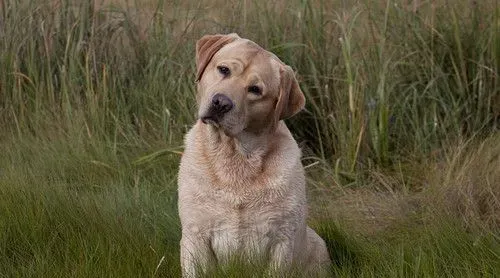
[216,40,280,66]
[216,40,261,58]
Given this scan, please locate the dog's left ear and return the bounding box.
[195,33,240,82]
[275,65,306,122]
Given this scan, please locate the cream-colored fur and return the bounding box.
[178,34,331,277]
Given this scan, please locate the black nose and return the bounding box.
[200,93,234,124]
[211,93,233,114]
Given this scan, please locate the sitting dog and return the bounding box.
[178,33,331,277]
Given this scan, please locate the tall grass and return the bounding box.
[1,0,497,170]
[0,0,499,277]
[0,0,196,146]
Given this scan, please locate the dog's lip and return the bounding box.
[200,116,221,128]
[199,107,224,127]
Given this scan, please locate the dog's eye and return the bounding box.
[217,66,230,76]
[248,85,261,95]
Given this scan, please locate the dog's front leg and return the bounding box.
[180,234,214,278]
[269,240,294,273]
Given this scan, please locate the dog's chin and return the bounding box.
[200,118,243,138]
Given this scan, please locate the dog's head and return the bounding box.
[195,33,305,136]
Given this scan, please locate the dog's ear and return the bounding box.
[195,33,240,82]
[275,65,306,122]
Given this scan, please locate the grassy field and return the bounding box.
[0,0,499,277]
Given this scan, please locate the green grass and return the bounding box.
[1,136,499,277]
[0,0,499,277]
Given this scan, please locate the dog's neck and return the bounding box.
[234,130,270,156]
[198,121,283,186]
[202,122,277,158]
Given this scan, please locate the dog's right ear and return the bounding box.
[274,65,306,124]
[195,33,240,82]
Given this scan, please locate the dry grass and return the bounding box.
[428,135,500,230]
[310,134,500,238]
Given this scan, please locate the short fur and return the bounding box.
[178,33,331,277]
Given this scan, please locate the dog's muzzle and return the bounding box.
[200,93,234,124]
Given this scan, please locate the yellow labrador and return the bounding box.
[178,33,331,277]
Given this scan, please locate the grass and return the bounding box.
[0,0,499,277]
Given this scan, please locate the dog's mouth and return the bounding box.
[199,93,235,128]
[200,116,221,128]
[199,108,224,127]
[199,113,243,137]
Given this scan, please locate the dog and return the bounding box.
[178,33,331,277]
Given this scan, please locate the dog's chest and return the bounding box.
[209,197,286,260]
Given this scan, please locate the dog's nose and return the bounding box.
[200,93,234,124]
[211,93,233,114]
